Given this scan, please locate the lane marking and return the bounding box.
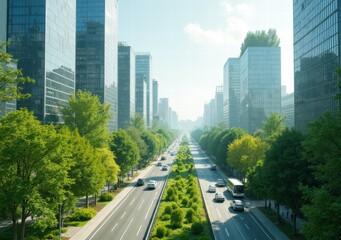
[232,218,246,240]
[216,208,222,218]
[225,228,230,237]
[136,225,142,236]
[138,199,145,211]
[129,198,135,206]
[245,223,250,230]
[248,211,272,239]
[119,217,134,240]
[145,201,154,220]
[111,223,118,232]
[120,212,126,219]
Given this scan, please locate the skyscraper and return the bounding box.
[282,92,294,128]
[240,47,281,133]
[136,53,152,126]
[118,42,135,129]
[7,0,76,124]
[76,0,118,131]
[294,0,340,131]
[215,86,224,124]
[152,79,159,119]
[223,58,240,129]
[159,98,169,126]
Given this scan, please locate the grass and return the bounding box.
[259,207,306,240]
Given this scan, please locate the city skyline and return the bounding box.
[118,0,293,121]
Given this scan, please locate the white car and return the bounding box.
[208,184,216,193]
[230,199,245,211]
[215,192,225,202]
[147,180,157,189]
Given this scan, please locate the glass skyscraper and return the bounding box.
[152,79,158,119]
[118,42,135,129]
[240,47,281,133]
[136,53,152,127]
[294,0,340,131]
[7,0,76,124]
[76,0,118,131]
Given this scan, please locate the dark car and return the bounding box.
[210,164,217,170]
[161,156,167,160]
[136,178,144,186]
[216,179,225,187]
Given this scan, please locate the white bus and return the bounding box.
[227,178,244,198]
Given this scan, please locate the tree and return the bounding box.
[255,112,287,144]
[301,111,341,240]
[61,90,111,148]
[125,126,148,167]
[97,148,120,192]
[109,129,139,187]
[0,109,72,240]
[0,43,34,103]
[240,29,280,57]
[127,113,146,131]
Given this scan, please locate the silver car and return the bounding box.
[230,199,245,211]
[215,192,225,202]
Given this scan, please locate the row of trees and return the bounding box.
[0,47,177,240]
[192,111,341,239]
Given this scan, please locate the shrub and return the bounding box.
[164,205,172,214]
[99,192,113,202]
[156,226,166,238]
[171,208,183,228]
[172,203,179,210]
[186,187,194,194]
[191,204,199,211]
[181,197,189,207]
[192,196,199,202]
[175,175,182,180]
[68,208,96,221]
[161,214,171,221]
[191,222,204,235]
[185,208,196,223]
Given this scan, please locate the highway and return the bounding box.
[85,148,177,240]
[189,141,275,240]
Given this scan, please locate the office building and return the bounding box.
[203,98,216,128]
[223,58,240,129]
[282,92,294,128]
[294,0,340,131]
[215,85,224,124]
[159,98,169,126]
[169,108,178,129]
[240,47,281,133]
[136,53,152,126]
[7,0,76,124]
[76,0,118,131]
[152,79,159,119]
[118,42,135,129]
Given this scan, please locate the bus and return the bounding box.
[227,178,244,198]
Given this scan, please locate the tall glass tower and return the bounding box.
[294,0,340,131]
[76,0,118,131]
[7,0,76,124]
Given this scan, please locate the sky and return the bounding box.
[118,0,293,121]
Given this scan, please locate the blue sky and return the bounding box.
[118,0,293,121]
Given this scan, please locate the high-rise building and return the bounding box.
[76,0,118,131]
[7,0,76,124]
[159,98,169,126]
[294,0,340,131]
[152,79,159,119]
[215,86,224,124]
[224,58,241,129]
[118,42,135,129]
[240,47,281,133]
[282,92,294,128]
[136,53,152,126]
[169,108,178,129]
[203,98,216,128]
[0,0,6,41]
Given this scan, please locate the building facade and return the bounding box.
[135,53,152,126]
[223,58,240,129]
[240,47,281,133]
[159,97,169,126]
[7,0,76,124]
[118,42,135,129]
[76,0,118,131]
[282,92,294,128]
[152,79,158,119]
[294,0,340,131]
[215,85,224,124]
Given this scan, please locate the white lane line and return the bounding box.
[245,223,250,230]
[225,228,230,237]
[248,210,272,239]
[111,223,118,232]
[120,218,134,240]
[120,212,126,219]
[145,201,154,220]
[129,198,135,206]
[232,218,246,240]
[138,199,145,211]
[136,225,142,236]
[216,208,222,218]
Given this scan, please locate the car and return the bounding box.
[161,156,166,160]
[215,192,225,202]
[161,165,169,171]
[230,199,245,211]
[170,152,175,156]
[156,162,162,166]
[147,180,157,189]
[136,178,144,186]
[208,184,216,193]
[210,164,217,170]
[216,179,225,187]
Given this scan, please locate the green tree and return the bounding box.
[301,111,341,240]
[0,109,72,240]
[240,29,280,57]
[127,113,146,131]
[255,112,287,144]
[98,148,120,192]
[109,129,139,187]
[125,126,148,167]
[0,43,34,103]
[61,90,111,148]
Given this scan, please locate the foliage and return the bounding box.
[240,29,280,56]
[171,208,183,228]
[98,148,120,185]
[0,42,34,103]
[255,112,287,144]
[191,222,204,235]
[127,113,146,131]
[185,208,196,223]
[68,208,96,221]
[61,90,111,148]
[99,193,113,202]
[156,226,167,238]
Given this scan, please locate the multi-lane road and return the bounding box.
[189,140,275,240]
[85,150,176,240]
